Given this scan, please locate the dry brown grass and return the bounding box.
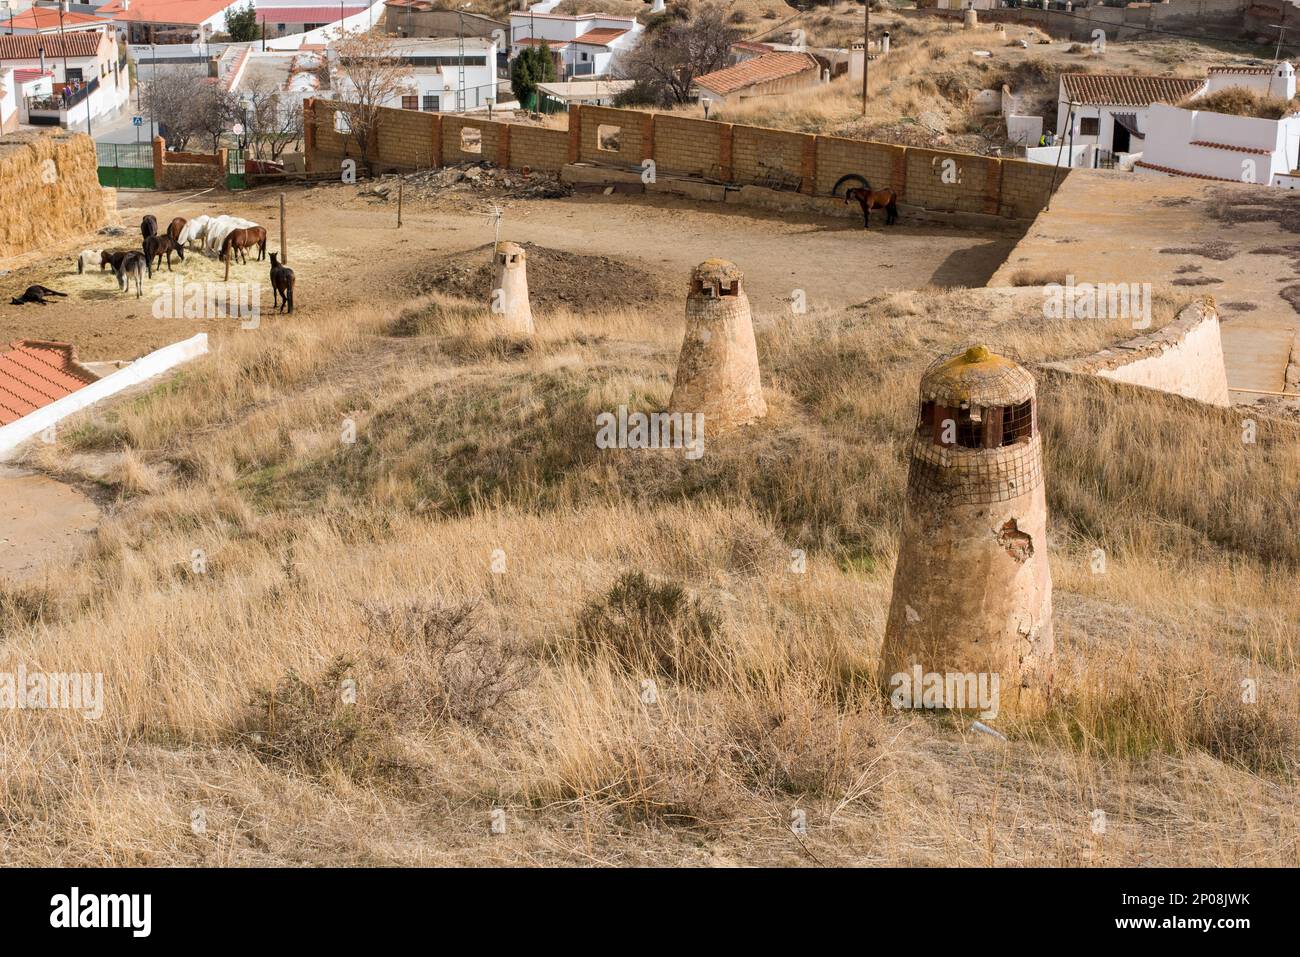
[1,276,1296,866]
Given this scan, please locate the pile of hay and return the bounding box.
[0,131,111,259]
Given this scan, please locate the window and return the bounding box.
[1079,116,1100,136]
[333,110,351,133]
[422,94,439,111]
[65,68,83,83]
[597,124,621,152]
[460,126,482,153]
[401,95,418,110]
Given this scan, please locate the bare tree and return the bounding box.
[142,68,209,152]
[193,82,240,153]
[330,28,414,173]
[614,3,741,106]
[241,78,305,161]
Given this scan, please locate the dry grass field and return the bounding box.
[0,168,1296,864]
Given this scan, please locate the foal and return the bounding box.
[270,252,295,314]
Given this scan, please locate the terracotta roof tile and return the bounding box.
[1134,160,1238,182]
[694,51,820,96]
[0,340,99,427]
[1189,139,1273,155]
[1061,72,1205,107]
[0,31,106,60]
[572,27,628,46]
[6,7,104,29]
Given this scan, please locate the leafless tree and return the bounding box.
[330,28,414,172]
[241,78,305,161]
[192,82,240,153]
[614,3,741,106]
[141,68,208,152]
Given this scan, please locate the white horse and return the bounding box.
[178,214,211,249]
[205,216,258,257]
[76,249,103,274]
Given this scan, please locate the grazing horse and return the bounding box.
[833,173,899,230]
[10,284,67,305]
[206,216,257,256]
[166,217,188,244]
[143,234,185,276]
[76,249,103,274]
[179,214,210,249]
[101,249,134,273]
[141,214,158,240]
[220,226,267,267]
[116,252,147,298]
[270,252,295,314]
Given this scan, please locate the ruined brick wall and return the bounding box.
[578,104,652,167]
[303,99,1064,220]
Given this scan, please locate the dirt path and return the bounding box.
[992,170,1300,403]
[0,466,99,583]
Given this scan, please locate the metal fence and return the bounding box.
[97,141,155,189]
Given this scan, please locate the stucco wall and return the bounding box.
[1046,300,1231,407]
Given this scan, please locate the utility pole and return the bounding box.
[860,1,869,115]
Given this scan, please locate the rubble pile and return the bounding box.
[358,163,572,202]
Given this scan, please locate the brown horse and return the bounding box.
[834,174,899,229]
[220,226,267,266]
[141,214,158,240]
[143,233,185,276]
[166,217,187,244]
[270,252,295,314]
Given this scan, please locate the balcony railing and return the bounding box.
[26,77,100,114]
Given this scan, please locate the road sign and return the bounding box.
[132,115,143,127]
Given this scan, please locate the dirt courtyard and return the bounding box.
[0,183,1023,361]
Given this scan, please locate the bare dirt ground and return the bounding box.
[0,465,99,581]
[992,170,1300,405]
[0,182,1021,361]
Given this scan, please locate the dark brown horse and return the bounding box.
[834,173,899,229]
[143,233,185,276]
[166,217,187,244]
[141,214,158,240]
[220,226,267,266]
[100,249,134,272]
[270,252,295,314]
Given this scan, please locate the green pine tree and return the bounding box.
[225,3,259,43]
[510,44,557,110]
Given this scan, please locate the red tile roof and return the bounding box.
[5,7,105,30]
[97,0,234,26]
[1134,160,1237,182]
[11,68,54,84]
[694,51,820,96]
[572,27,628,46]
[1061,72,1205,107]
[0,31,107,60]
[0,341,99,427]
[1189,139,1273,155]
[256,6,365,23]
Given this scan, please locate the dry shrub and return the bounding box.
[573,571,728,683]
[727,690,880,798]
[241,655,410,783]
[359,600,533,726]
[1182,87,1300,120]
[388,297,483,337]
[1008,268,1069,287]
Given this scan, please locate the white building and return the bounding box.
[94,0,243,45]
[331,34,499,113]
[1136,101,1300,186]
[508,12,641,80]
[1204,62,1297,101]
[1055,72,1207,160]
[0,26,130,128]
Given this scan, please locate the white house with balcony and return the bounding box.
[330,35,499,114]
[0,26,129,129]
[507,12,640,80]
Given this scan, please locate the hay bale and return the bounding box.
[0,131,112,260]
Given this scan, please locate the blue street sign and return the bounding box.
[132,115,143,127]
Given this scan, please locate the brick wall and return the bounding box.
[653,114,726,178]
[442,114,504,166]
[578,104,651,167]
[815,135,904,197]
[376,107,438,169]
[508,124,569,171]
[731,124,811,191]
[303,99,1064,221]
[999,158,1061,219]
